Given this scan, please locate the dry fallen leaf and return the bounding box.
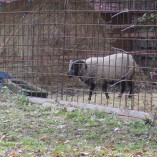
[57,138,70,144]
[8,151,19,157]
[113,128,125,135]
[57,138,66,143]
[39,136,51,141]
[107,153,115,157]
[64,140,70,144]
[106,145,116,150]
[142,144,147,152]
[1,133,8,141]
[50,153,60,157]
[124,149,131,153]
[80,151,90,156]
[136,151,143,156]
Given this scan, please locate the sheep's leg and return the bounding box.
[118,79,126,97]
[127,79,134,98]
[102,83,110,99]
[88,82,95,101]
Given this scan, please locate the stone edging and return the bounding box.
[28,97,154,121]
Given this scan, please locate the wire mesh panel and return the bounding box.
[0,0,157,115]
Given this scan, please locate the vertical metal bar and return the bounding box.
[61,0,67,100]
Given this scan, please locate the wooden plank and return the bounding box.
[112,32,157,38]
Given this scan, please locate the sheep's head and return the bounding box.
[68,60,87,78]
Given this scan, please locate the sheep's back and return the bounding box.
[85,53,136,82]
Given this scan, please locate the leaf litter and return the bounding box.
[0,87,156,156]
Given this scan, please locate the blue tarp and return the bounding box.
[0,72,12,88]
[0,71,12,79]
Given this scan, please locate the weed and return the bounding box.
[10,94,29,106]
[0,94,157,156]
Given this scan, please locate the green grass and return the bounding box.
[0,90,157,156]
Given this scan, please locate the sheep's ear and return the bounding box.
[75,60,87,70]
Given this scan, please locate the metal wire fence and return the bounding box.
[0,0,157,115]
